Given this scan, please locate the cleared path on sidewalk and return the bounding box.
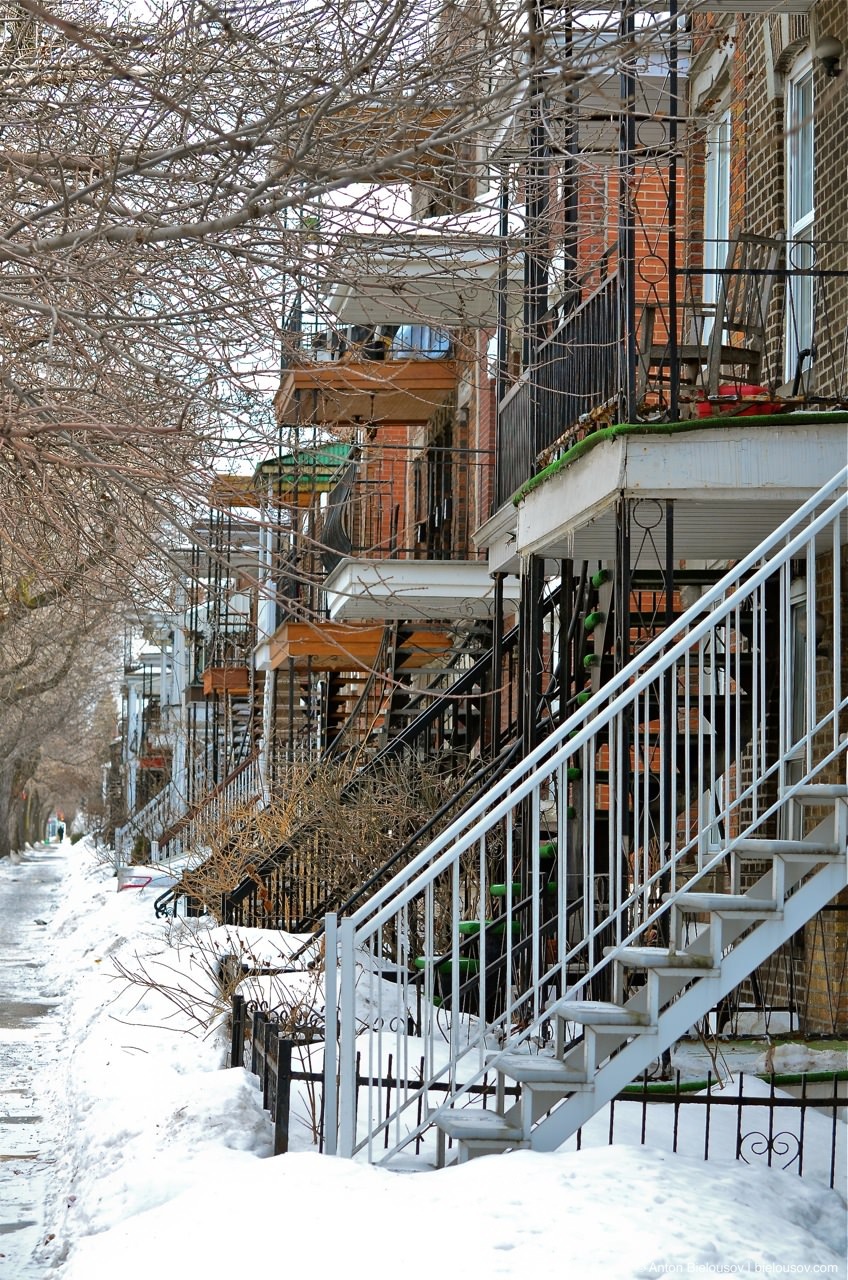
[0,844,66,1276]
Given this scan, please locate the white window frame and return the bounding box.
[702,108,731,341]
[785,53,815,386]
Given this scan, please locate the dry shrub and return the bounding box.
[175,753,478,927]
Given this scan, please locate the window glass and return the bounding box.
[702,110,731,339]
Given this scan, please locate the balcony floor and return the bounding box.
[513,416,848,563]
[256,621,452,672]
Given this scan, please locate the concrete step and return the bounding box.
[733,838,842,862]
[435,1108,526,1145]
[790,784,848,801]
[492,1054,591,1089]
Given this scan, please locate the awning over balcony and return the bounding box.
[323,558,521,622]
[326,236,522,327]
[513,417,848,563]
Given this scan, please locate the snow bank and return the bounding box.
[35,841,848,1279]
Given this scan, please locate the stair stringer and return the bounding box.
[515,854,847,1154]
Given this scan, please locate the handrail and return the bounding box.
[225,574,570,911]
[353,467,848,930]
[159,748,261,848]
[320,624,393,761]
[114,779,179,865]
[327,466,848,1161]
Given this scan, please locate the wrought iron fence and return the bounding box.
[231,993,846,1185]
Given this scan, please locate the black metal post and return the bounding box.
[274,1037,293,1155]
[251,1009,262,1076]
[668,0,680,422]
[230,993,244,1069]
[558,560,573,725]
[521,555,545,758]
[490,573,505,753]
[619,0,637,423]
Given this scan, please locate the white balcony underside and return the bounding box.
[515,421,848,563]
[327,241,522,327]
[323,558,522,622]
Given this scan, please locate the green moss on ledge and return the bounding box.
[512,412,848,508]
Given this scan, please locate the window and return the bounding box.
[785,58,815,386]
[390,325,450,360]
[702,110,731,340]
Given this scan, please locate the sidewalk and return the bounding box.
[0,843,67,1276]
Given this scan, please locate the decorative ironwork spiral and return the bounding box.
[738,1129,801,1172]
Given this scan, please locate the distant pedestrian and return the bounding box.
[57,823,65,842]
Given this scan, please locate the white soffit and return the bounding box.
[324,558,522,622]
[516,422,848,562]
[326,238,522,327]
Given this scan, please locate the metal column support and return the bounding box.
[490,572,505,753]
[520,555,546,758]
[619,0,638,424]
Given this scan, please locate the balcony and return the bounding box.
[495,236,848,508]
[324,558,521,622]
[201,667,252,696]
[261,621,451,672]
[253,436,506,631]
[275,323,459,425]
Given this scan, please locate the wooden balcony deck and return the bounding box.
[263,621,451,672]
[275,358,458,424]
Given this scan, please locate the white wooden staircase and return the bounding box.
[324,467,848,1165]
[435,788,847,1161]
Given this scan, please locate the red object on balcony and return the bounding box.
[694,385,783,418]
[138,756,166,769]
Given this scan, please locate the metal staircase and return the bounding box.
[323,467,848,1164]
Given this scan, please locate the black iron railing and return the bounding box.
[322,442,492,564]
[280,317,452,369]
[230,1004,848,1178]
[495,238,848,507]
[496,274,619,507]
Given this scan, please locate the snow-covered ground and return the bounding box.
[8,839,847,1278]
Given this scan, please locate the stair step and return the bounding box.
[435,1108,525,1144]
[604,946,719,974]
[790,784,848,800]
[672,892,778,914]
[492,1053,591,1088]
[551,999,654,1029]
[733,839,842,861]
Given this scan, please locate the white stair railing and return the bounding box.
[114,781,180,866]
[324,466,847,1163]
[161,749,263,861]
